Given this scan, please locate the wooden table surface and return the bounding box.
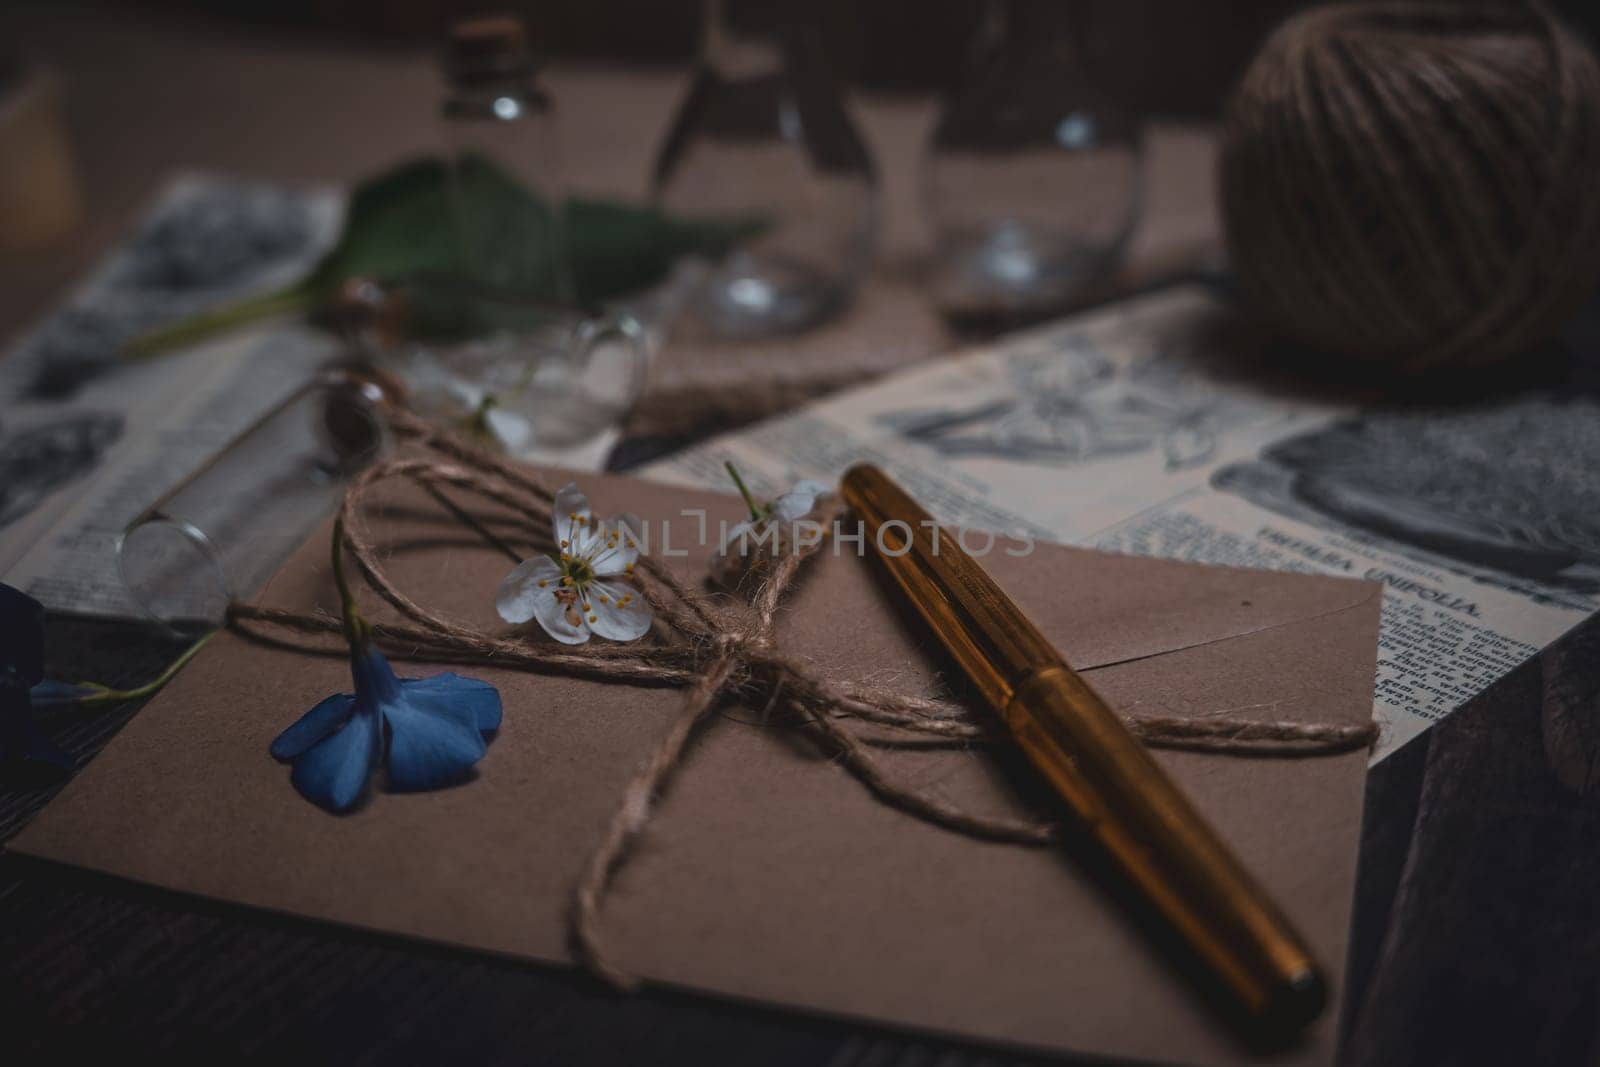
[4,6,1600,1066]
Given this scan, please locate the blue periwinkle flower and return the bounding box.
[271,638,502,812]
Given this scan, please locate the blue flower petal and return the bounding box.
[288,706,381,812]
[402,673,502,734]
[275,634,501,809]
[270,692,358,760]
[350,645,403,704]
[382,690,487,792]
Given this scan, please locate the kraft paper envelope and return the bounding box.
[11,470,1381,1066]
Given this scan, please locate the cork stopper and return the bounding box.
[443,14,534,86]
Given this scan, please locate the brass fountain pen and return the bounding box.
[840,464,1326,1035]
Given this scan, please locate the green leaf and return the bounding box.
[123,155,765,360]
[565,196,763,305]
[301,156,463,294]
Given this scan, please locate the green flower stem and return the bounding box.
[464,394,501,446]
[121,284,316,361]
[77,631,217,709]
[725,462,766,521]
[330,516,369,647]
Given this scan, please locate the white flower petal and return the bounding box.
[534,586,592,644]
[486,407,532,452]
[587,579,652,642]
[521,575,598,643]
[495,556,563,624]
[447,380,487,411]
[553,482,593,551]
[587,518,640,576]
[771,481,828,522]
[495,556,595,645]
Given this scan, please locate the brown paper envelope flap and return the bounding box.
[608,595,1378,1065]
[10,465,1380,1067]
[596,473,1381,678]
[773,524,1379,700]
[301,469,1379,692]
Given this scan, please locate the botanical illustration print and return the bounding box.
[0,414,125,531]
[1212,396,1600,609]
[876,333,1257,472]
[14,180,323,398]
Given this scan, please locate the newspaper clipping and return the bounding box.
[644,285,1599,761]
[0,176,628,621]
[0,177,343,617]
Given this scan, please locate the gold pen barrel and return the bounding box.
[840,464,1326,1034]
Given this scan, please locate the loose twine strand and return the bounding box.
[227,411,1377,990]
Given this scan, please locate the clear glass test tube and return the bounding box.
[117,368,392,631]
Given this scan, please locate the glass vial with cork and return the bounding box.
[439,14,572,302]
[653,0,879,337]
[923,0,1143,326]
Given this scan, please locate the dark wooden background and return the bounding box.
[77,0,1295,113]
[64,0,1600,118]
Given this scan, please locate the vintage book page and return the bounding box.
[0,177,343,617]
[0,177,613,618]
[643,284,1599,759]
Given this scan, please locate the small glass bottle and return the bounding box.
[440,15,572,301]
[923,0,1143,324]
[653,0,879,336]
[118,368,392,629]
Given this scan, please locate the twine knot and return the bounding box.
[711,631,774,658]
[228,417,1379,991]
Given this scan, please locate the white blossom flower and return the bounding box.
[396,348,531,453]
[772,480,829,522]
[461,393,531,454]
[721,479,829,546]
[711,467,831,588]
[496,483,651,644]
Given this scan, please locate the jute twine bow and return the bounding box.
[229,411,1378,989]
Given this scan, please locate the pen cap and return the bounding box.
[840,463,1056,708]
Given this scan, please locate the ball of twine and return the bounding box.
[1220,2,1600,374]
